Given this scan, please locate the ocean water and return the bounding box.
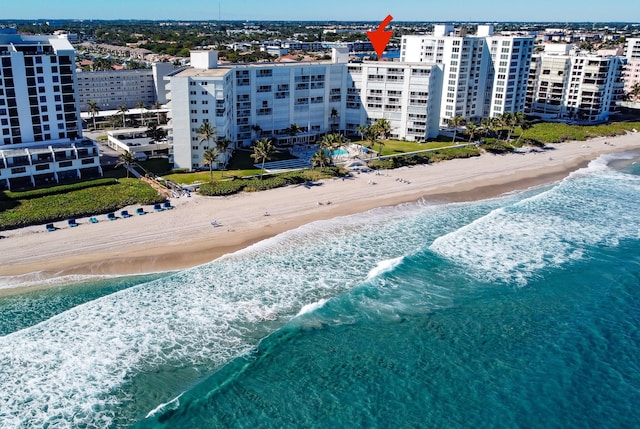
[2,152,640,428]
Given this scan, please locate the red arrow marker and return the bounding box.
[367,14,394,59]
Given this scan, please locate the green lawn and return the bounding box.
[163,149,292,185]
[350,139,465,156]
[514,121,640,145]
[0,178,164,230]
[162,169,263,185]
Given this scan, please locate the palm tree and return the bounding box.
[373,118,391,157]
[116,151,136,178]
[146,121,166,142]
[216,137,233,177]
[118,104,129,128]
[448,115,465,143]
[287,123,301,146]
[310,148,330,168]
[480,117,494,139]
[356,124,368,141]
[319,133,339,165]
[202,147,221,182]
[514,119,533,146]
[362,125,379,156]
[251,124,263,140]
[374,118,392,140]
[136,101,147,126]
[491,116,505,142]
[628,83,640,102]
[501,112,518,142]
[87,100,99,130]
[330,107,339,132]
[197,120,218,149]
[251,138,275,180]
[466,121,478,143]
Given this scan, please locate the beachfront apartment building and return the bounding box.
[0,30,100,190]
[623,38,640,98]
[526,44,625,123]
[76,62,176,111]
[346,62,442,141]
[168,49,442,170]
[401,25,534,126]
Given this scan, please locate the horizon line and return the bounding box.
[1,19,639,24]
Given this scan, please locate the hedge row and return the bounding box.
[368,146,482,170]
[198,167,346,196]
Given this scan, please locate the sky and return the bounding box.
[3,0,640,22]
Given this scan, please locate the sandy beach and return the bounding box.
[1,133,639,289]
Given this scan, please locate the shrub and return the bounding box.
[198,181,246,196]
[243,176,288,192]
[368,159,394,170]
[0,178,164,230]
[481,141,515,154]
[2,178,118,201]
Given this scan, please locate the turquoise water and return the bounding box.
[2,152,640,427]
[325,148,348,156]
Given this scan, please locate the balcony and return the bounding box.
[76,149,96,159]
[32,155,54,165]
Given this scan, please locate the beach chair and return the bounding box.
[153,203,164,212]
[89,217,99,224]
[107,212,117,221]
[163,201,174,210]
[121,210,131,218]
[136,207,146,215]
[46,223,56,232]
[68,218,79,227]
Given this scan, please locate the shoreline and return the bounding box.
[1,134,639,291]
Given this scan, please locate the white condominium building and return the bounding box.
[526,44,624,123]
[624,38,640,61]
[77,69,156,111]
[77,62,176,111]
[401,24,534,126]
[484,33,534,118]
[169,49,442,171]
[346,62,442,141]
[0,30,100,190]
[623,38,640,97]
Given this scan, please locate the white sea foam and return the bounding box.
[430,157,640,285]
[366,257,404,281]
[296,298,329,316]
[1,199,470,427]
[0,272,117,291]
[145,392,184,419]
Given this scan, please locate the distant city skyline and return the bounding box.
[4,0,640,23]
